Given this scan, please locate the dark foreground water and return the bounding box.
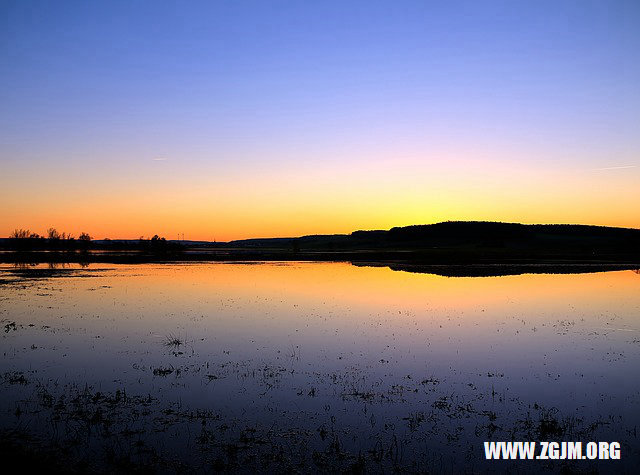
[1,263,638,473]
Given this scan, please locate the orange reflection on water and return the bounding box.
[109,262,640,315]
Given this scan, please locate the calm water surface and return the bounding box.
[1,263,638,472]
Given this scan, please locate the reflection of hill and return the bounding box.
[353,262,640,278]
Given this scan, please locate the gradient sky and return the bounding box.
[1,0,639,240]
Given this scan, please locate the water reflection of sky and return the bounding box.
[1,263,639,469]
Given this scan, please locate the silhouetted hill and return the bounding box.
[228,221,640,254]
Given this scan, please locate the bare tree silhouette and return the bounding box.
[10,229,31,239]
[47,228,61,240]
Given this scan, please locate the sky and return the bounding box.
[1,0,639,240]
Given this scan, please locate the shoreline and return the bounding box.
[1,251,639,277]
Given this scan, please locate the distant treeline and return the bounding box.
[5,228,92,250]
[2,228,183,253]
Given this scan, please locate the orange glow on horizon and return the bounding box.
[2,157,639,240]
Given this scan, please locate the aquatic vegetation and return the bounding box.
[163,334,183,348]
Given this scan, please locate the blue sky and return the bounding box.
[1,1,639,238]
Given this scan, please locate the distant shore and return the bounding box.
[2,222,638,276]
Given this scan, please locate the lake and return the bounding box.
[1,262,638,472]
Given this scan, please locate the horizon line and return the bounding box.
[4,220,640,243]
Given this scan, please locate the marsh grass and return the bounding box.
[163,334,183,348]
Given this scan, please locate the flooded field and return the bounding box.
[1,262,638,472]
